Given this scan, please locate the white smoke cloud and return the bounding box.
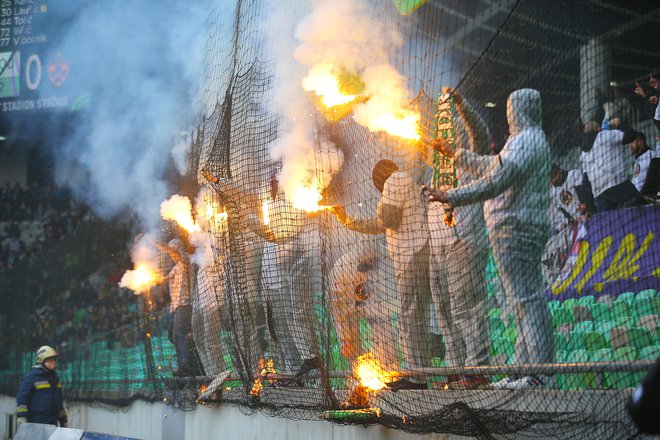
[293,0,401,71]
[46,0,209,230]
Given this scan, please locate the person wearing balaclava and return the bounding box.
[428,89,555,389]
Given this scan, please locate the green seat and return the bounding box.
[637,314,659,334]
[552,307,574,328]
[577,295,595,306]
[573,320,595,333]
[492,337,514,359]
[554,332,568,352]
[555,349,568,363]
[639,345,660,360]
[615,291,635,305]
[547,300,561,314]
[561,297,579,311]
[489,316,506,339]
[608,347,638,389]
[652,297,660,316]
[636,289,657,301]
[589,302,612,323]
[589,348,614,388]
[596,320,617,341]
[557,349,590,390]
[628,326,654,351]
[567,330,586,351]
[582,331,609,354]
[502,326,517,344]
[611,301,633,325]
[632,297,657,320]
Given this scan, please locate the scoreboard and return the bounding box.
[0,0,87,114]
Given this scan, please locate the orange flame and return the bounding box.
[161,195,201,233]
[250,378,263,396]
[292,185,331,213]
[381,113,420,141]
[354,353,395,391]
[262,200,270,226]
[119,262,161,294]
[303,63,356,108]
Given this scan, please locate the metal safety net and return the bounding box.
[2,0,660,438]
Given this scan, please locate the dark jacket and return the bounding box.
[16,365,67,425]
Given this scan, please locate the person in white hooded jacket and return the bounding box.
[428,88,555,389]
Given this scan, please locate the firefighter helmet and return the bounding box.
[35,345,58,364]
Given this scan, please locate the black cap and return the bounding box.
[623,131,646,145]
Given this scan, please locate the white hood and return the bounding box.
[507,88,542,136]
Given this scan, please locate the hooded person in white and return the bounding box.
[332,158,432,390]
[428,89,555,388]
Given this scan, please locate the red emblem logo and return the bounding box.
[48,53,69,87]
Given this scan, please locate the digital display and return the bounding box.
[0,0,87,114]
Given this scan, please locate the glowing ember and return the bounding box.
[262,200,270,226]
[161,194,201,233]
[250,378,263,396]
[250,357,276,397]
[303,63,356,108]
[199,384,207,394]
[292,185,331,213]
[354,353,395,391]
[119,263,160,294]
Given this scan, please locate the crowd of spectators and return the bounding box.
[0,181,141,366]
[548,74,660,233]
[0,182,92,271]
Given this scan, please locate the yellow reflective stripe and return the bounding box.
[34,381,51,389]
[16,405,28,414]
[57,383,62,388]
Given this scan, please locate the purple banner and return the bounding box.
[546,205,660,301]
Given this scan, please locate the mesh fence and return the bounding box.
[2,0,660,438]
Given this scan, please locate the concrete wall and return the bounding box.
[0,395,468,440]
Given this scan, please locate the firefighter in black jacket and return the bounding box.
[16,345,68,429]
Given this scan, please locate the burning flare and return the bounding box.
[292,185,331,213]
[161,194,201,233]
[354,353,395,391]
[119,262,161,294]
[303,63,357,108]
